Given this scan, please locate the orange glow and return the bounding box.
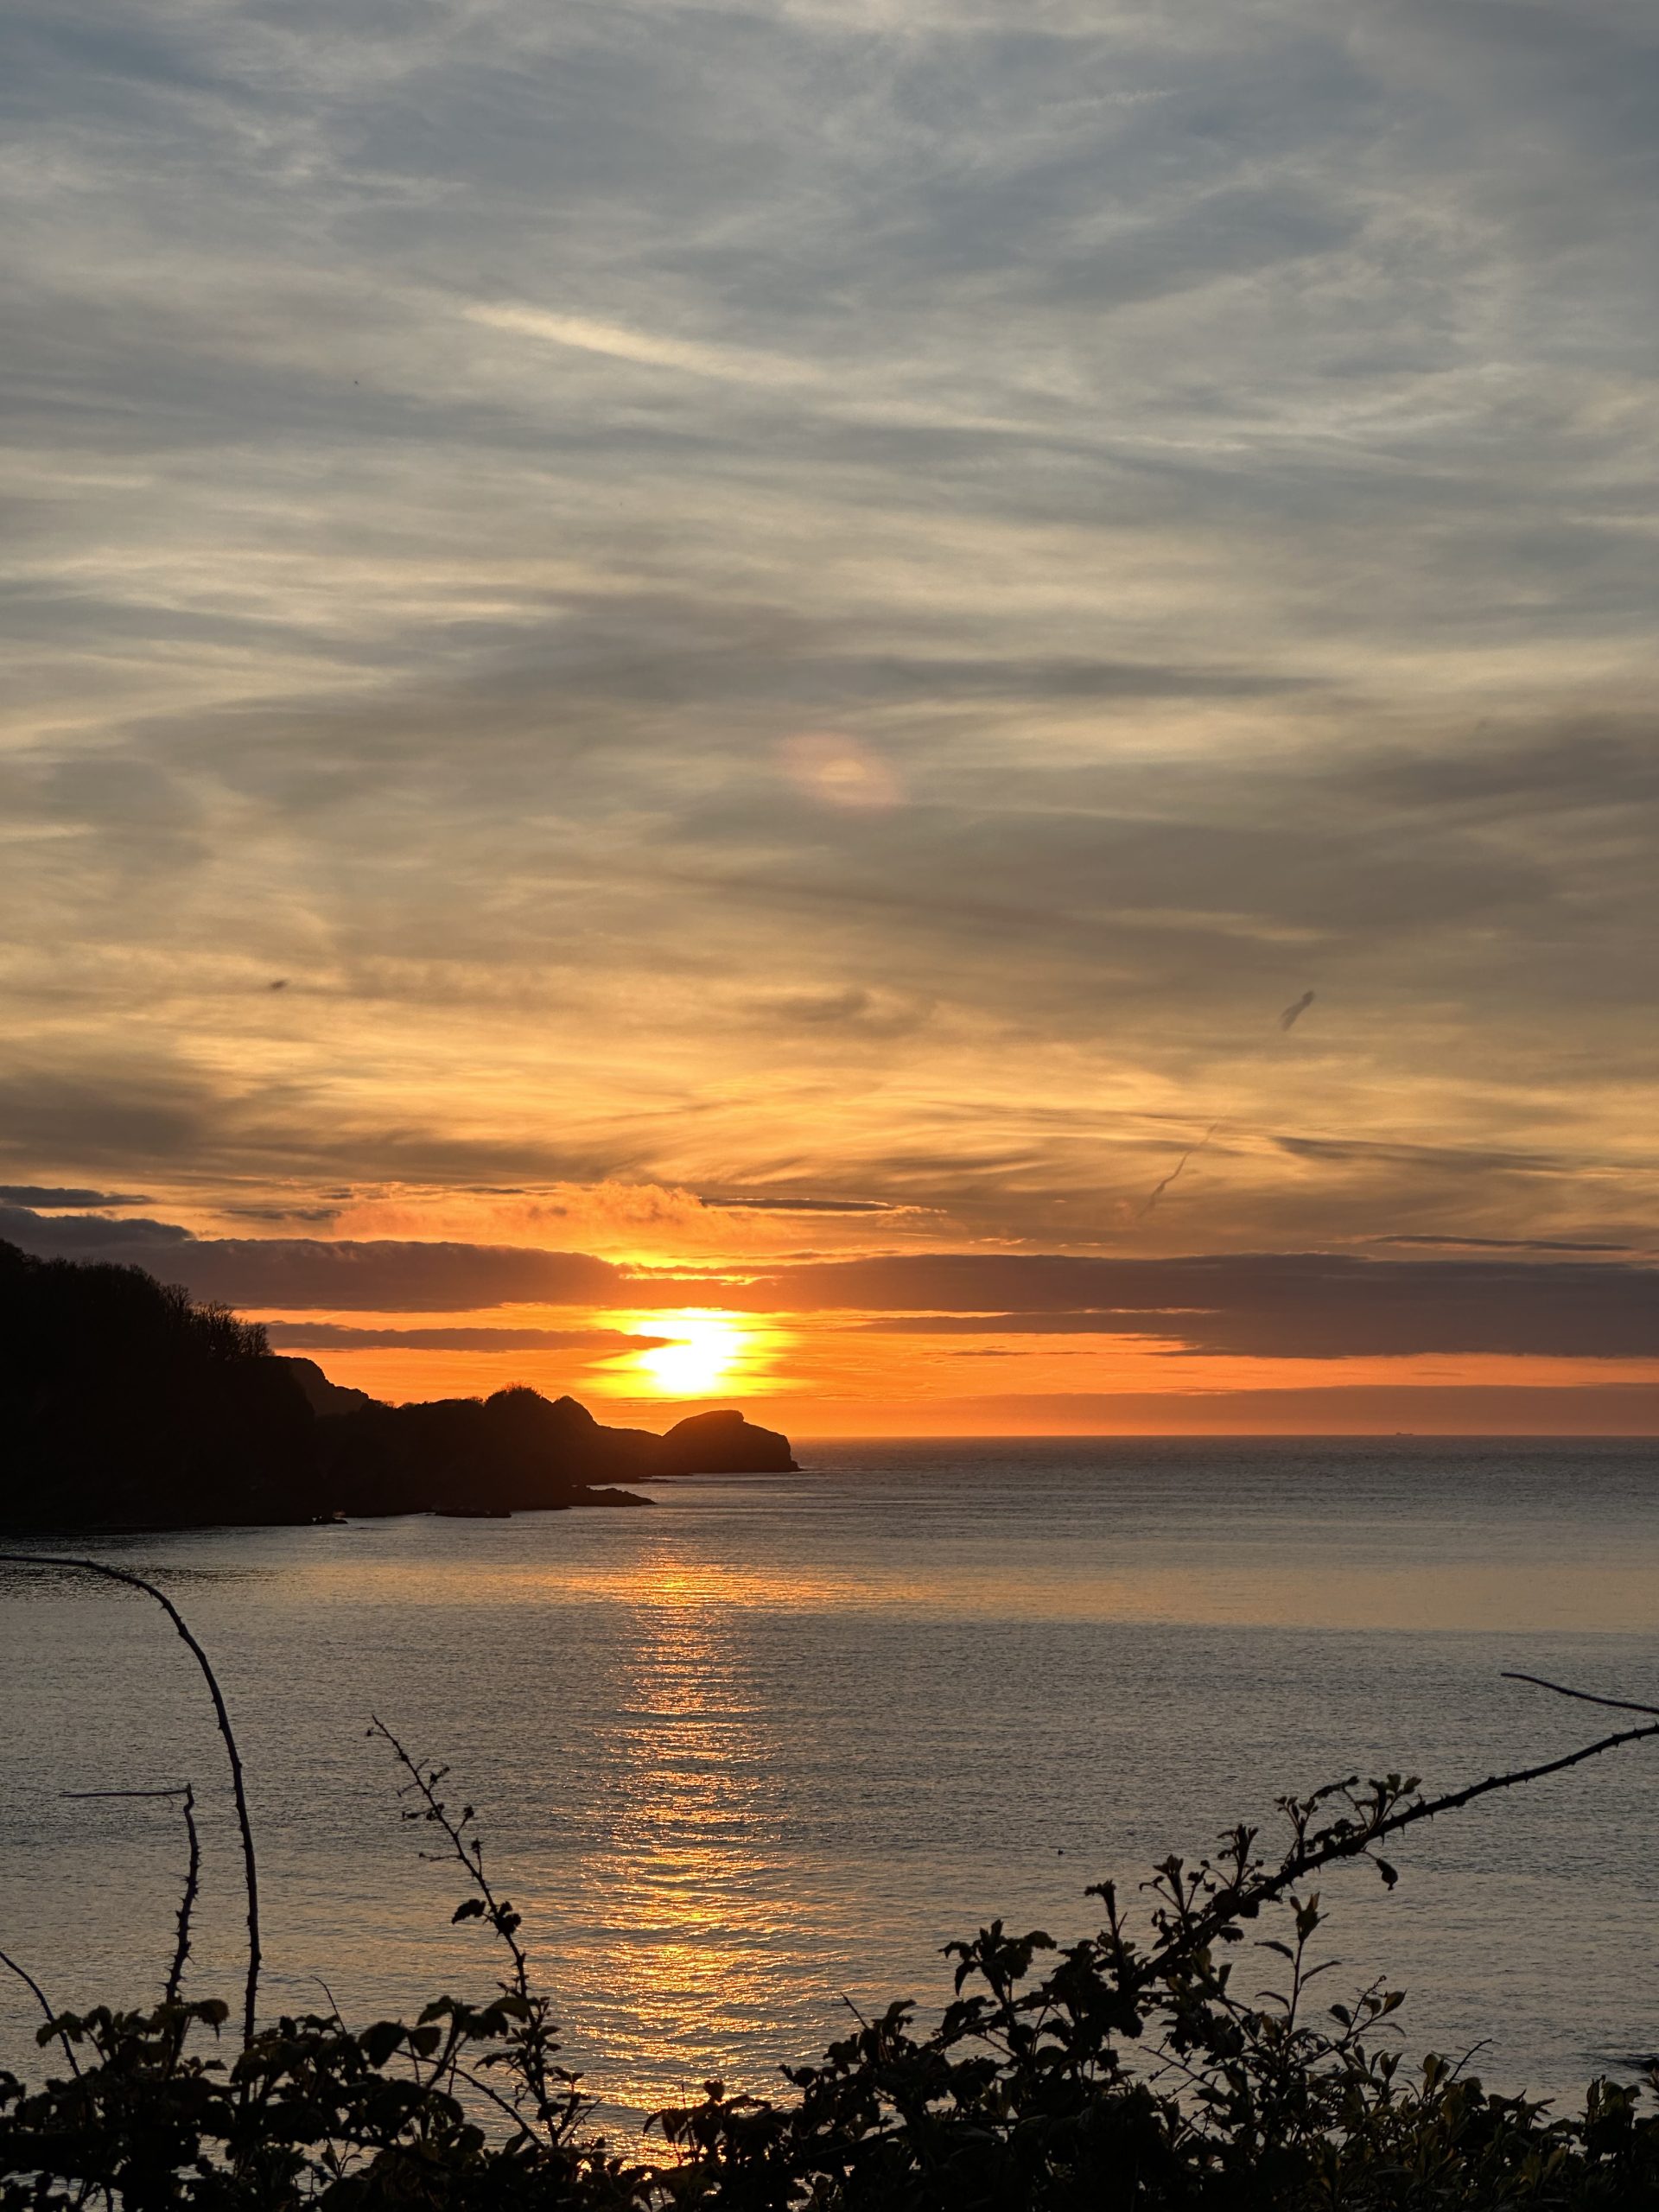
[264,1294,1659,1437]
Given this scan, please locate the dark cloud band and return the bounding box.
[261,1321,668,1351]
[0,1186,149,1210]
[747,1252,1659,1360]
[0,1209,621,1311]
[5,1207,1656,1360]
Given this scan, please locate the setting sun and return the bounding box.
[632,1312,747,1397]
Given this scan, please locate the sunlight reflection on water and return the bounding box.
[3,1439,1658,2121]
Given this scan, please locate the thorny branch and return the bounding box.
[0,1553,260,2047]
[59,1789,200,2005]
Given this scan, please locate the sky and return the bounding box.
[3,0,1658,1433]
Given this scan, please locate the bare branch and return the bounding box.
[60,1788,194,1799]
[1502,1669,1659,1719]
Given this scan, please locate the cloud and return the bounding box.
[1352,728,1659,820]
[1272,1135,1572,1175]
[738,1250,1659,1360]
[6,1199,1659,1362]
[865,1311,1209,1335]
[222,1205,343,1225]
[0,1065,214,1172]
[697,1193,913,1214]
[746,988,933,1040]
[0,1185,149,1209]
[4,0,1659,1278]
[467,304,822,388]
[262,1321,669,1351]
[1,1205,194,1251]
[0,1210,623,1310]
[1370,1233,1635,1254]
[191,1241,620,1313]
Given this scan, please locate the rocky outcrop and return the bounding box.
[313,1385,798,1516]
[660,1408,798,1474]
[276,1356,377,1418]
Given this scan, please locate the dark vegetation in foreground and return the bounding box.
[0,1241,794,1531]
[4,1560,1659,2207]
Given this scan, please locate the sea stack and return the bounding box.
[660,1408,798,1474]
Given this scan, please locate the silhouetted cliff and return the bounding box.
[314,1387,795,1515]
[0,1239,797,1531]
[278,1356,377,1418]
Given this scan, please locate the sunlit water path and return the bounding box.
[3,1440,1658,2119]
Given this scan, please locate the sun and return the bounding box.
[634,1312,747,1397]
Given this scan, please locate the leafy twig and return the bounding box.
[1124,1717,1659,1994]
[367,1716,582,2138]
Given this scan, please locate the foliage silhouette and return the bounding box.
[0,1241,319,1529]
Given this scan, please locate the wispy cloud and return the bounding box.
[467,303,822,388]
[697,1194,914,1214]
[3,0,1658,1305]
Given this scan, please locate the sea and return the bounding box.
[3,1438,1658,2125]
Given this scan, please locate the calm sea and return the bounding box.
[3,1439,1658,2120]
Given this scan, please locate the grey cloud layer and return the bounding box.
[5,1209,1656,1360]
[3,0,1659,1248]
[744,1251,1659,1358]
[0,1208,622,1310]
[0,1185,149,1209]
